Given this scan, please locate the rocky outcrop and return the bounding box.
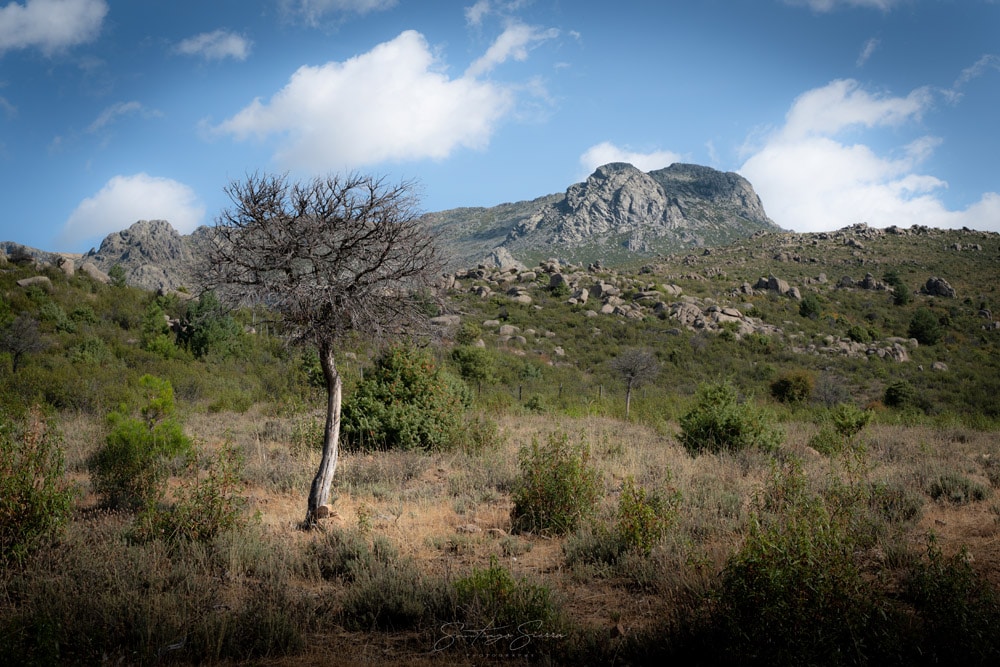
[922,277,956,298]
[84,220,207,292]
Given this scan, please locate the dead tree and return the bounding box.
[201,172,441,526]
[610,349,660,418]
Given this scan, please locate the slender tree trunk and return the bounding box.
[305,342,342,527]
[625,380,633,418]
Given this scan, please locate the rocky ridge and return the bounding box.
[423,162,780,269]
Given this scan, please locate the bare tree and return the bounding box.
[0,315,46,372]
[201,172,442,527]
[610,349,660,418]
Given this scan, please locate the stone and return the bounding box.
[923,276,956,298]
[483,319,501,328]
[80,262,110,284]
[429,315,461,327]
[498,324,519,336]
[932,361,949,372]
[511,294,533,305]
[16,276,52,289]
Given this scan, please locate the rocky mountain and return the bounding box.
[82,219,213,293]
[422,162,780,269]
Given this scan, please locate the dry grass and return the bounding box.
[5,407,1000,664]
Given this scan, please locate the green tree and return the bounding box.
[799,294,821,319]
[909,307,942,345]
[108,264,127,288]
[883,269,911,306]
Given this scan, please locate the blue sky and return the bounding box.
[1,0,998,253]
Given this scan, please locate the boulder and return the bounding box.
[429,315,461,327]
[80,262,110,284]
[16,276,52,289]
[923,277,956,298]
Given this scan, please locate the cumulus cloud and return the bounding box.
[465,22,559,78]
[213,30,514,172]
[0,0,107,55]
[739,79,1000,233]
[579,142,683,174]
[783,0,900,11]
[280,0,397,25]
[175,29,252,61]
[60,174,205,248]
[86,101,160,133]
[0,95,15,118]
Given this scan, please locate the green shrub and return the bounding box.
[846,324,873,344]
[133,445,249,543]
[511,430,601,535]
[799,294,821,319]
[903,537,1000,663]
[909,307,942,345]
[0,407,75,564]
[714,464,888,664]
[88,375,193,509]
[831,402,873,439]
[615,476,679,556]
[770,370,814,404]
[884,380,916,409]
[451,345,496,386]
[883,269,911,306]
[928,473,991,504]
[678,381,783,455]
[342,345,471,451]
[455,556,557,629]
[455,321,482,345]
[341,559,454,631]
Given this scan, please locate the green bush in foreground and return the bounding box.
[0,407,75,564]
[511,431,601,535]
[88,375,192,510]
[678,381,783,455]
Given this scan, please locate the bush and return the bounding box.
[909,307,942,345]
[0,407,75,564]
[615,476,679,556]
[454,556,557,629]
[511,430,601,535]
[455,321,482,346]
[928,473,991,504]
[714,464,889,664]
[88,375,193,510]
[133,445,249,543]
[884,380,916,409]
[342,345,471,451]
[770,370,814,404]
[678,381,783,455]
[799,294,821,319]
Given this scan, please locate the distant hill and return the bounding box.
[2,162,778,288]
[421,162,781,269]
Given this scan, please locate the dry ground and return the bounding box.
[49,409,1000,665]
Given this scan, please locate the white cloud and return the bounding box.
[465,0,491,26]
[86,100,160,133]
[465,22,559,78]
[60,174,205,248]
[856,38,878,67]
[739,79,1000,233]
[0,0,107,55]
[214,30,514,172]
[783,0,900,11]
[175,29,252,61]
[579,142,683,174]
[280,0,396,25]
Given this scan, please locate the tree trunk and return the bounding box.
[305,342,342,527]
[625,380,633,418]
